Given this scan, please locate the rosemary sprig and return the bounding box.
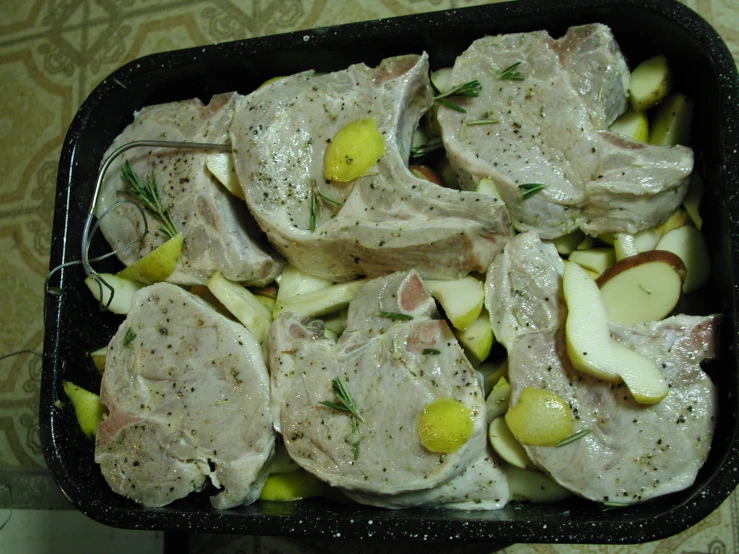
[410,137,444,161]
[518,183,548,200]
[466,119,500,126]
[122,327,136,348]
[556,429,591,447]
[310,189,317,232]
[498,61,524,81]
[379,311,414,321]
[319,377,364,459]
[433,80,482,113]
[422,348,441,355]
[319,377,364,422]
[317,191,342,206]
[119,161,178,239]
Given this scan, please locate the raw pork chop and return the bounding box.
[485,233,719,503]
[440,24,693,238]
[95,282,274,509]
[97,93,282,286]
[269,271,507,508]
[230,54,511,282]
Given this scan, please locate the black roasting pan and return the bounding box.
[41,0,739,543]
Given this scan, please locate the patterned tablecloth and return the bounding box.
[1,0,737,552]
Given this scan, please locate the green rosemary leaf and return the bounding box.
[498,62,524,81]
[122,327,136,348]
[410,137,444,161]
[435,99,467,113]
[555,429,591,447]
[119,161,178,239]
[310,189,317,232]
[518,183,548,200]
[434,80,481,100]
[422,348,441,355]
[466,119,500,126]
[317,191,343,206]
[318,400,352,414]
[379,311,414,321]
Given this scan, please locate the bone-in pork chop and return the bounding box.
[230,54,511,282]
[97,93,283,286]
[95,283,274,509]
[440,24,693,238]
[485,232,719,503]
[269,271,507,507]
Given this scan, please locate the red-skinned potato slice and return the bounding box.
[410,164,444,186]
[596,250,686,325]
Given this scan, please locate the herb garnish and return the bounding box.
[120,161,178,239]
[310,189,318,232]
[410,137,443,161]
[319,377,364,459]
[498,62,524,81]
[518,183,548,200]
[122,327,136,348]
[466,119,500,126]
[379,311,414,321]
[555,429,591,447]
[433,80,482,113]
[602,501,629,511]
[423,348,441,355]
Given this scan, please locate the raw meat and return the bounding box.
[230,54,511,282]
[95,283,274,509]
[440,24,693,238]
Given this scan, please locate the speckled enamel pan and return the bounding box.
[42,0,739,543]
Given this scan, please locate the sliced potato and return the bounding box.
[596,250,686,325]
[84,273,144,315]
[117,233,183,284]
[563,261,669,404]
[89,346,107,374]
[206,271,272,353]
[63,381,105,440]
[454,308,494,367]
[259,469,324,501]
[269,443,301,474]
[609,108,649,142]
[430,67,453,92]
[272,279,367,318]
[206,152,244,199]
[324,118,385,182]
[418,398,475,454]
[568,247,615,275]
[322,309,348,336]
[477,358,508,396]
[629,54,672,112]
[488,416,534,470]
[476,178,502,199]
[505,387,574,446]
[410,164,443,186]
[649,92,694,147]
[275,263,332,302]
[576,235,595,250]
[633,228,662,252]
[612,233,638,261]
[485,376,511,423]
[505,465,573,503]
[656,225,710,293]
[683,174,704,230]
[552,230,585,256]
[426,276,484,331]
[657,208,691,236]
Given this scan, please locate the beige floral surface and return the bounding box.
[0,0,736,551]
